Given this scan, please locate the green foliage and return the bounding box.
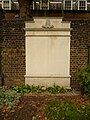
[47,84,71,94]
[13,84,42,94]
[77,65,90,95]
[13,84,72,94]
[82,104,90,120]
[32,116,36,120]
[0,86,22,109]
[45,99,90,120]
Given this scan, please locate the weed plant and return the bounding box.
[47,84,71,94]
[0,86,22,109]
[45,99,90,120]
[13,84,42,94]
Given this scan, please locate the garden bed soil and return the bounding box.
[0,91,90,120]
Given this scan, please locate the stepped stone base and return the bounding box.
[25,75,71,88]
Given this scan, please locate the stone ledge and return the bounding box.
[25,76,70,88]
[25,74,71,78]
[24,28,72,31]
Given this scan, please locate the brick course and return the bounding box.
[0,18,90,89]
[4,10,90,20]
[70,20,90,89]
[0,19,25,86]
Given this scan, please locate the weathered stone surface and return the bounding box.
[25,18,71,88]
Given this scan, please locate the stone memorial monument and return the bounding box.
[24,17,71,88]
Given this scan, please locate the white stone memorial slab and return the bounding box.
[24,17,71,88]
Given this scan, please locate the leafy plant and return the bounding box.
[47,84,71,94]
[77,65,90,95]
[45,99,90,120]
[0,86,22,109]
[32,116,36,120]
[13,85,42,94]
